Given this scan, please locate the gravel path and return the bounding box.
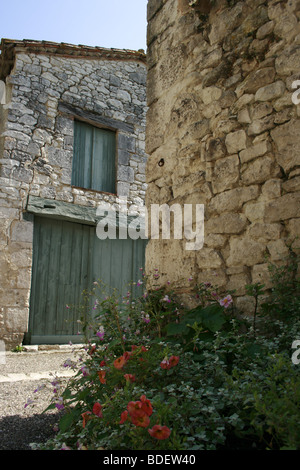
[0,346,85,450]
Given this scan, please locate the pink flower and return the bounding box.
[219,295,233,308]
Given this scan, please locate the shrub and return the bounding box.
[31,252,300,451]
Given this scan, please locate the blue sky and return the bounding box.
[1,0,148,51]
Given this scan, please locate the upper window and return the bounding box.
[72,120,116,194]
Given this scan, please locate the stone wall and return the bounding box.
[145,0,300,311]
[0,42,147,347]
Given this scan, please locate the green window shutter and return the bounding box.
[72,120,116,193]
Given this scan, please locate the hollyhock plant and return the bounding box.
[148,425,171,440]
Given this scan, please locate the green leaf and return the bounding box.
[166,322,190,336]
[59,411,76,433]
[189,304,226,333]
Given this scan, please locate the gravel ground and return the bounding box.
[0,347,85,450]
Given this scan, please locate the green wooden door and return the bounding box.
[28,216,147,344]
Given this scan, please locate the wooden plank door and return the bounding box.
[28,216,147,344]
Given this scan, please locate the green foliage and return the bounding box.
[31,252,300,451]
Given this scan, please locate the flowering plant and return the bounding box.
[31,252,300,450]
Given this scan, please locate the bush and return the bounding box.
[31,253,300,451]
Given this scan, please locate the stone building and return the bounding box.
[0,39,147,348]
[145,0,300,311]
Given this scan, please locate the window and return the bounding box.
[72,120,116,194]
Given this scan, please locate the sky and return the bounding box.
[0,0,148,52]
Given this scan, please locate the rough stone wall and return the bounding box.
[0,49,147,347]
[146,0,300,311]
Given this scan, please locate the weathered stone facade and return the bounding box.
[145,0,300,310]
[0,39,147,348]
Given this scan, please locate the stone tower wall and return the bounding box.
[145,0,300,311]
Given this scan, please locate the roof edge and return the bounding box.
[0,38,147,81]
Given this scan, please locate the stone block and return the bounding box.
[264,193,300,222]
[267,239,289,261]
[286,218,300,248]
[241,155,278,185]
[271,119,300,173]
[196,248,223,269]
[209,185,260,214]
[239,140,270,163]
[256,20,274,39]
[225,130,247,154]
[255,81,286,102]
[196,268,228,290]
[211,155,240,193]
[244,201,266,223]
[261,179,282,200]
[227,271,251,295]
[275,45,300,75]
[227,237,266,267]
[251,102,273,120]
[236,67,276,95]
[5,307,29,332]
[117,182,131,197]
[248,114,275,135]
[247,222,282,241]
[118,165,135,183]
[205,137,227,161]
[206,213,248,234]
[251,263,272,289]
[10,220,33,243]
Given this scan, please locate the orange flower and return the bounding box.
[124,373,136,383]
[82,411,92,428]
[160,355,180,370]
[168,355,179,368]
[140,395,153,416]
[97,370,106,384]
[119,410,128,424]
[123,351,131,360]
[127,400,144,417]
[113,355,127,369]
[113,351,130,369]
[92,402,103,418]
[88,345,96,356]
[131,412,150,428]
[148,424,171,440]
